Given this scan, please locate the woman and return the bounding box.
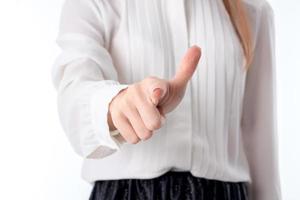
[51,0,282,199]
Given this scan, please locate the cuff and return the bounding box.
[86,80,129,159]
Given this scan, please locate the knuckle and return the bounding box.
[143,76,157,83]
[111,110,123,121]
[146,119,161,130]
[128,84,143,100]
[129,136,140,144]
[128,84,140,93]
[130,88,144,103]
[147,75,156,80]
[121,97,132,108]
[140,130,153,141]
[123,132,140,144]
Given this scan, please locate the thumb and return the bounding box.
[149,81,169,106]
[150,86,167,125]
[170,45,201,86]
[146,79,169,106]
[151,88,164,106]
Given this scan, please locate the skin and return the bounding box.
[107,45,202,144]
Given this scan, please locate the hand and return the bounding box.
[108,45,201,144]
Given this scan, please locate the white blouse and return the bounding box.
[51,0,281,199]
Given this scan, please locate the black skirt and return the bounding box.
[89,170,249,200]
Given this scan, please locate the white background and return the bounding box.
[0,0,299,199]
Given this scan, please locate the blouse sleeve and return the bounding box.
[51,0,129,159]
[241,2,282,200]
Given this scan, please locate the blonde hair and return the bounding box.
[223,0,253,70]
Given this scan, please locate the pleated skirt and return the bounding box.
[89,170,249,200]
